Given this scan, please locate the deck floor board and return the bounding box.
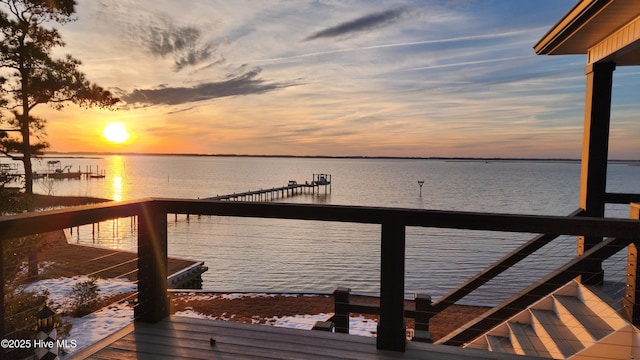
[78,316,546,360]
[140,316,379,355]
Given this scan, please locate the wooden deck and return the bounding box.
[36,230,205,288]
[72,316,545,360]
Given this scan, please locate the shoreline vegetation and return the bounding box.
[36,151,640,164]
[31,194,112,208]
[0,193,112,214]
[1,149,635,163]
[43,152,586,161]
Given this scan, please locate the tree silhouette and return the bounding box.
[0,0,119,198]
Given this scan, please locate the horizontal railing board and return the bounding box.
[604,192,640,204]
[157,199,638,238]
[0,198,152,239]
[3,198,640,242]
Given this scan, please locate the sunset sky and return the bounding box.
[32,0,639,158]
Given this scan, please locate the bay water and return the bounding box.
[32,155,640,304]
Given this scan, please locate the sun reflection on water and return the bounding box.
[108,155,126,201]
[112,175,123,201]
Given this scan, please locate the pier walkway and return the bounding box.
[204,174,331,201]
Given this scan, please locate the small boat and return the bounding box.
[314,175,330,185]
[46,161,81,179]
[49,171,81,179]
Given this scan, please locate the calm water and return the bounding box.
[32,155,640,304]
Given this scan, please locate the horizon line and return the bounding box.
[38,151,640,163]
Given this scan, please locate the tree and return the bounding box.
[0,3,119,338]
[0,0,119,198]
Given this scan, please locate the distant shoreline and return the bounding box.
[38,151,640,164]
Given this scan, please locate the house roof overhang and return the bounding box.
[534,0,640,65]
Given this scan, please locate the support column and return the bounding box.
[377,216,406,352]
[135,205,169,323]
[578,61,615,285]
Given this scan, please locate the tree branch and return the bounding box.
[0,149,21,160]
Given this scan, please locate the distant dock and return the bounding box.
[1,160,106,181]
[205,173,331,201]
[33,161,106,180]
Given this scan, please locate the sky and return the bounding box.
[29,0,640,158]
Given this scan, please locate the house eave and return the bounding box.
[535,0,640,62]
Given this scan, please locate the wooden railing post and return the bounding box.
[623,203,640,325]
[135,204,169,323]
[377,216,406,352]
[413,293,433,343]
[333,287,351,334]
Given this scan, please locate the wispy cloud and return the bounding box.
[253,27,546,64]
[303,7,410,41]
[127,15,223,72]
[121,67,293,105]
[46,0,639,158]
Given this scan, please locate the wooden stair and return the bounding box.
[464,280,640,359]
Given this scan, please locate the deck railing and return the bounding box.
[330,208,591,342]
[2,198,640,352]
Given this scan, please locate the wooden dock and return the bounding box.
[29,163,107,180]
[205,174,331,201]
[36,230,207,289]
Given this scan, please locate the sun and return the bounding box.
[103,122,130,144]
